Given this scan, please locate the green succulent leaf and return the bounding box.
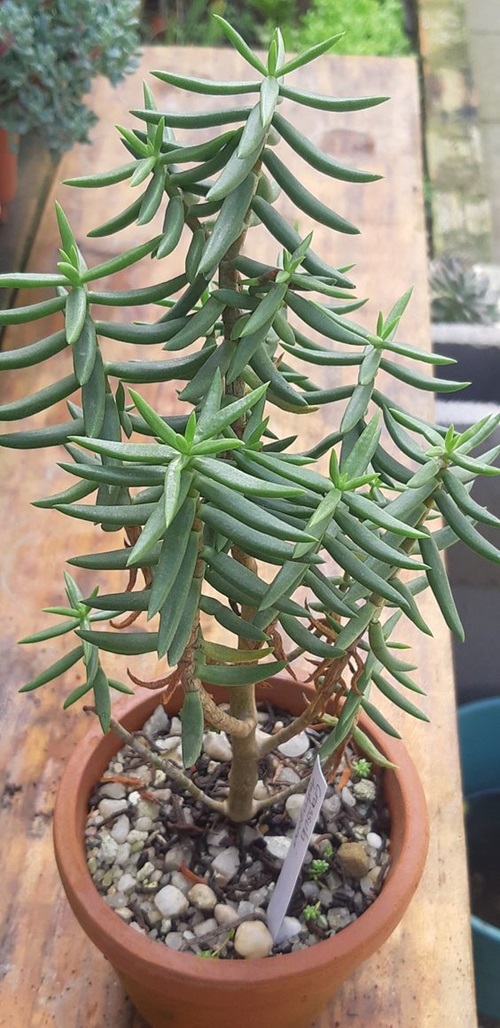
[0,374,78,423]
[278,84,388,112]
[0,295,66,326]
[212,16,268,75]
[196,660,287,686]
[272,112,381,184]
[278,33,344,76]
[181,691,204,767]
[434,490,500,564]
[18,645,84,693]
[77,630,158,655]
[262,149,359,235]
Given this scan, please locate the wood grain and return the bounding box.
[0,48,476,1027]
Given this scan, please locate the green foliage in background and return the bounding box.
[140,0,411,56]
[285,0,411,57]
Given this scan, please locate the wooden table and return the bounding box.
[0,47,477,1027]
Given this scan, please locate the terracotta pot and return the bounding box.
[54,677,429,1028]
[0,129,19,215]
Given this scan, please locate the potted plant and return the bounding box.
[0,17,499,1028]
[458,697,500,1020]
[0,0,139,211]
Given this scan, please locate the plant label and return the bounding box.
[267,755,328,941]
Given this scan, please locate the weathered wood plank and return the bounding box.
[0,47,476,1027]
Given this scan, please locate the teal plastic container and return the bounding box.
[458,697,500,1020]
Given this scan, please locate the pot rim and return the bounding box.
[54,677,429,986]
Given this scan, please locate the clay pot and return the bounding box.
[0,129,19,218]
[53,677,429,1028]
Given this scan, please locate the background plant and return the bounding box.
[0,0,140,156]
[0,20,498,825]
[284,0,411,56]
[429,255,499,325]
[139,0,411,55]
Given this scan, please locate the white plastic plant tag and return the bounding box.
[267,755,328,941]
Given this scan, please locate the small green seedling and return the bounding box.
[352,758,373,779]
[308,859,330,880]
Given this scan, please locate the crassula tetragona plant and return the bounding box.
[1,20,499,825]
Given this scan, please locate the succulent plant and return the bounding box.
[0,19,499,825]
[0,0,140,156]
[429,255,499,325]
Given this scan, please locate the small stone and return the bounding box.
[322,794,341,819]
[193,918,218,938]
[137,861,155,883]
[353,779,377,803]
[154,885,190,919]
[301,881,320,901]
[98,798,128,819]
[285,794,306,825]
[154,769,167,787]
[110,814,130,844]
[99,782,126,800]
[164,844,191,872]
[170,716,182,735]
[203,731,232,762]
[337,841,371,879]
[211,846,240,887]
[318,887,333,907]
[118,873,137,894]
[141,901,163,927]
[276,766,301,786]
[165,932,184,950]
[155,736,181,754]
[253,780,269,800]
[207,827,230,849]
[153,788,172,804]
[326,870,342,892]
[116,907,134,922]
[367,831,383,850]
[99,833,119,864]
[341,786,356,808]
[327,906,352,931]
[114,843,131,866]
[134,816,154,832]
[187,884,217,912]
[143,705,170,736]
[170,871,191,894]
[135,764,153,786]
[234,921,274,959]
[265,836,291,861]
[248,886,268,909]
[136,798,160,820]
[214,903,239,926]
[87,856,98,875]
[104,891,128,910]
[129,922,147,935]
[237,900,256,918]
[275,916,302,944]
[278,732,310,758]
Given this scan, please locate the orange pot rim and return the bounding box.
[53,677,429,988]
